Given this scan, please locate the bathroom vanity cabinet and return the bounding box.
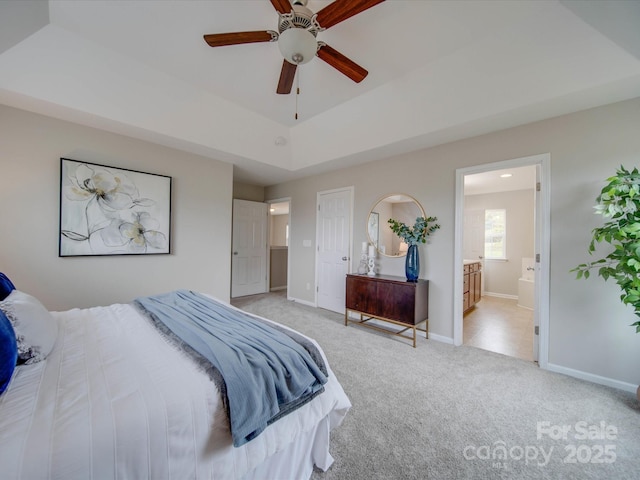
[463,261,482,313]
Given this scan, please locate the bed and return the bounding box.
[0,273,351,479]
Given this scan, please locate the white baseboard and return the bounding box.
[517,303,533,310]
[546,363,639,394]
[281,294,636,394]
[342,314,453,344]
[483,291,518,300]
[270,286,286,292]
[428,332,454,345]
[288,296,316,308]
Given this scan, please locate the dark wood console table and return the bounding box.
[345,274,429,347]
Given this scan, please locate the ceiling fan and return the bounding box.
[203,0,385,94]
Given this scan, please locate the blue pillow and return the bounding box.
[0,273,16,301]
[0,309,17,394]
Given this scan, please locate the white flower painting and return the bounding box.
[59,159,171,256]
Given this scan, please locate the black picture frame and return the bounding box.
[59,158,172,257]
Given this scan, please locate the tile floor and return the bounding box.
[463,295,534,362]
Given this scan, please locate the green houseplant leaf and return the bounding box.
[571,165,640,332]
[387,216,440,246]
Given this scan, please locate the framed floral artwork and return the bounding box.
[59,158,172,256]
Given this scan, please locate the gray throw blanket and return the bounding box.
[135,290,328,447]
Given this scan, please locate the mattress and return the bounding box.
[0,299,351,479]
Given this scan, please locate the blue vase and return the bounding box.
[405,244,420,282]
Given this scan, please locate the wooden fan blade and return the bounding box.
[270,0,293,15]
[316,0,385,29]
[317,44,368,83]
[203,31,276,47]
[277,60,297,94]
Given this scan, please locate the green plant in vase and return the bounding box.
[571,166,640,333]
[388,216,440,281]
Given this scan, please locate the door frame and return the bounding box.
[453,153,550,368]
[267,197,291,297]
[315,186,354,309]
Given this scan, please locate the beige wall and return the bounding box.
[0,105,233,310]
[465,189,535,297]
[270,214,288,246]
[266,98,640,387]
[3,97,639,388]
[233,182,264,202]
[269,247,288,290]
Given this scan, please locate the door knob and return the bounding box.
[233,251,238,255]
[342,256,349,261]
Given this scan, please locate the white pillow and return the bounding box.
[0,290,58,364]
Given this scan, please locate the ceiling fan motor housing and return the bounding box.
[278,4,321,37]
[277,3,322,65]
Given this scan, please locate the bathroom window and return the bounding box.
[485,209,506,259]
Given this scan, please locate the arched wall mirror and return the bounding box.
[367,194,425,257]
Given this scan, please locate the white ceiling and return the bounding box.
[464,165,536,196]
[1,0,640,187]
[269,201,290,215]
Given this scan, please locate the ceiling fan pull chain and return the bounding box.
[295,70,300,120]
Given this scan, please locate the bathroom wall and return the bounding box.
[269,247,288,291]
[270,214,288,246]
[464,189,535,297]
[269,213,288,290]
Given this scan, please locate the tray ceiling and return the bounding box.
[1,0,639,185]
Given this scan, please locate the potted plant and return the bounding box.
[388,216,440,281]
[571,166,640,400]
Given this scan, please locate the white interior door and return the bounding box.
[231,199,267,298]
[316,188,352,314]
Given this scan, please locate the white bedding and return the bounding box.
[0,300,350,479]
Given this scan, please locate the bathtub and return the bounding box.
[518,258,535,309]
[517,277,534,309]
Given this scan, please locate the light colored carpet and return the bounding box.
[232,292,640,480]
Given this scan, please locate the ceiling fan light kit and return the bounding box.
[278,28,317,65]
[203,0,386,94]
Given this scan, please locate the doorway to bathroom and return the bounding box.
[454,154,550,367]
[268,198,291,297]
[463,167,535,360]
